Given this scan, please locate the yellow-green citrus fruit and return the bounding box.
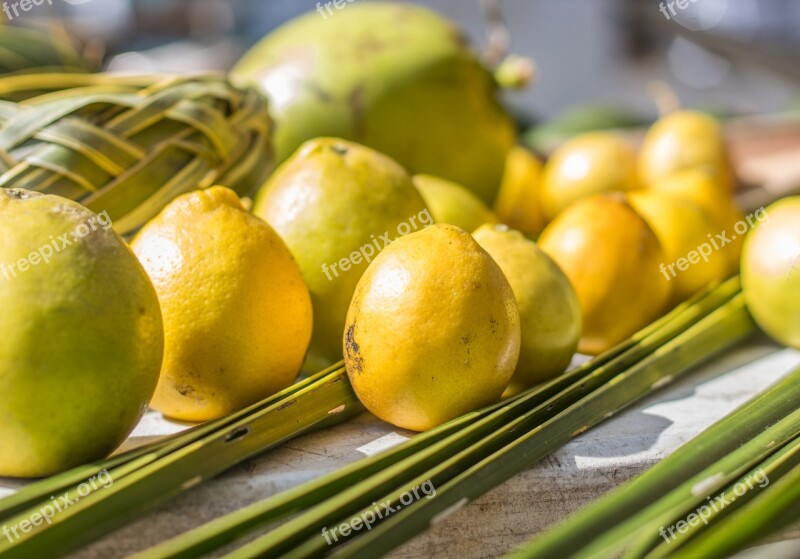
[540,132,638,220]
[493,146,547,238]
[0,189,163,477]
[413,174,497,232]
[646,168,743,275]
[232,2,515,204]
[253,138,429,370]
[638,110,733,190]
[629,190,729,306]
[132,186,312,422]
[741,196,800,348]
[539,193,670,355]
[473,224,581,394]
[344,224,520,431]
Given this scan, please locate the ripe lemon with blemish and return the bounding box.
[131,186,313,422]
[344,224,520,431]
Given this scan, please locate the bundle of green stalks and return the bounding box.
[509,365,800,559]
[0,363,362,559]
[118,277,753,559]
[0,72,274,234]
[0,278,757,559]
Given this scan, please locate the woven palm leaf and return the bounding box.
[0,25,91,82]
[0,73,274,234]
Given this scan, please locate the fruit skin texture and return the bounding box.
[538,194,670,355]
[638,110,733,190]
[540,132,638,221]
[629,190,729,306]
[0,189,163,477]
[344,224,520,431]
[253,138,428,370]
[741,197,800,348]
[132,186,312,422]
[493,146,548,239]
[647,168,743,275]
[232,2,515,204]
[413,174,497,233]
[473,225,581,394]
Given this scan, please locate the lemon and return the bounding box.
[344,224,520,431]
[0,189,163,477]
[413,174,497,232]
[253,138,428,370]
[638,110,732,190]
[629,191,729,306]
[646,168,743,275]
[538,193,670,355]
[493,146,547,238]
[540,132,638,220]
[741,196,800,348]
[473,224,581,394]
[132,186,312,422]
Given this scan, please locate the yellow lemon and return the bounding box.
[539,193,670,355]
[253,138,428,371]
[413,174,497,232]
[638,110,733,190]
[344,224,520,431]
[473,224,581,394]
[493,146,547,238]
[0,189,162,477]
[629,190,729,306]
[132,186,312,422]
[646,168,743,275]
[540,132,638,220]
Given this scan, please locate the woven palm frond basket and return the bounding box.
[0,73,273,234]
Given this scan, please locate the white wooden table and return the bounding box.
[2,335,799,559]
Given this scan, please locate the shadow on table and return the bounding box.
[558,334,787,460]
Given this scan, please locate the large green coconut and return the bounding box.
[232,2,516,204]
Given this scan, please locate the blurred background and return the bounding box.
[9,0,800,203]
[20,0,800,121]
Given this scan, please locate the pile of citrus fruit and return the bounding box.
[1,2,798,480]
